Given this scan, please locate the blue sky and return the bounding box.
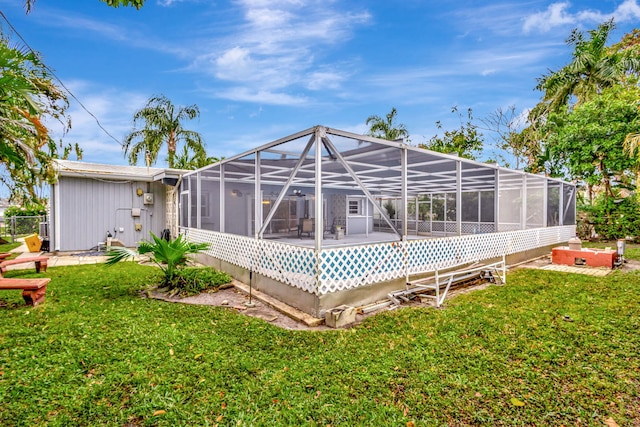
[2,0,640,167]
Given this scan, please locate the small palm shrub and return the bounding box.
[106,232,212,290]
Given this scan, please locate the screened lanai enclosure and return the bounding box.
[181,126,576,316]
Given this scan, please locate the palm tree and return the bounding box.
[172,145,221,170]
[123,95,206,169]
[106,232,210,289]
[365,107,409,141]
[536,20,640,114]
[0,36,69,201]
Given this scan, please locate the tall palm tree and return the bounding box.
[365,107,409,141]
[123,95,206,169]
[536,20,640,114]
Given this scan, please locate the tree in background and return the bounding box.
[172,145,221,170]
[535,20,640,115]
[520,21,640,179]
[616,30,640,163]
[481,105,541,170]
[421,106,483,160]
[123,95,206,169]
[546,84,640,200]
[0,34,70,202]
[22,0,145,13]
[365,107,409,141]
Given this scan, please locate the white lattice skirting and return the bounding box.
[184,226,575,296]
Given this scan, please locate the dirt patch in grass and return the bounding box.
[147,254,640,330]
[147,285,333,330]
[146,278,502,331]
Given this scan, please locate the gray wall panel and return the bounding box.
[57,177,167,251]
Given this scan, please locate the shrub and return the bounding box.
[578,193,640,241]
[4,203,47,235]
[4,203,47,218]
[167,267,232,296]
[106,232,212,291]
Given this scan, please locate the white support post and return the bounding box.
[494,169,500,232]
[521,175,527,230]
[255,152,262,238]
[456,160,462,236]
[415,196,419,235]
[559,183,564,226]
[365,198,369,238]
[314,128,323,251]
[220,165,225,233]
[542,179,548,228]
[401,146,408,240]
[477,190,481,232]
[196,171,201,229]
[430,193,433,235]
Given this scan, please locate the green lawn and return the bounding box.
[0,255,639,426]
[0,240,21,257]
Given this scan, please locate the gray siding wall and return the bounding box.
[55,177,167,251]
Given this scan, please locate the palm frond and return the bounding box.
[105,246,139,266]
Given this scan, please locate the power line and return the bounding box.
[0,10,125,147]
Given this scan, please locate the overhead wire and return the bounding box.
[0,10,125,147]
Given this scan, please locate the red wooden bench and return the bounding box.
[0,253,11,260]
[0,277,50,306]
[0,257,48,274]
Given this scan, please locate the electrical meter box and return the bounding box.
[143,193,154,205]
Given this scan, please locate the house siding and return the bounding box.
[54,176,167,251]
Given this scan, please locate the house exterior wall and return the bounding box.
[52,176,167,251]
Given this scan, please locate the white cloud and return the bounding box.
[306,71,345,90]
[157,0,186,5]
[214,47,254,80]
[613,0,640,21]
[524,0,640,33]
[214,87,309,105]
[523,2,575,33]
[245,8,294,27]
[190,0,371,105]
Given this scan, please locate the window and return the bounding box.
[348,199,361,215]
[200,192,210,218]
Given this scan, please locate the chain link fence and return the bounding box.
[1,215,48,243]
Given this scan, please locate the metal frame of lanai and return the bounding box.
[179,126,576,316]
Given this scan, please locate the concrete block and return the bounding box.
[325,305,356,328]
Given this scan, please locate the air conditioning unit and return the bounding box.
[143,193,154,205]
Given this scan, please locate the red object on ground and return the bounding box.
[551,246,617,268]
[0,277,50,306]
[0,256,48,274]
